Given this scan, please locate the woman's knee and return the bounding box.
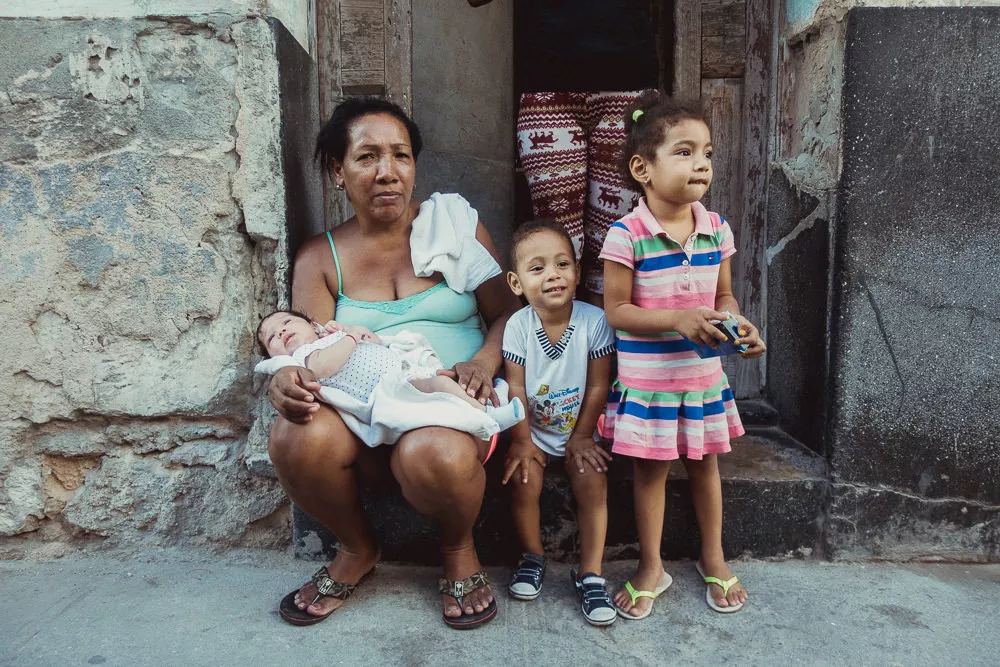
[394,428,480,484]
[268,407,359,472]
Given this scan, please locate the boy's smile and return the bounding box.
[508,229,579,312]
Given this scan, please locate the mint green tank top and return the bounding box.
[326,232,486,369]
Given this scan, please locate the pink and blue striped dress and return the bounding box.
[599,198,744,461]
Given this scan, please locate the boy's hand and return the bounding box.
[675,306,731,346]
[735,315,766,358]
[565,434,612,474]
[503,439,546,485]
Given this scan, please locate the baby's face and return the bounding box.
[259,312,319,356]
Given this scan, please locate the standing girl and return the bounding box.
[600,91,766,619]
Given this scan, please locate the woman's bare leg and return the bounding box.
[390,427,493,618]
[268,406,380,617]
[684,455,748,608]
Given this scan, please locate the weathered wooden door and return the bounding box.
[672,0,774,398]
[315,0,413,227]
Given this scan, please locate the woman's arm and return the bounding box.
[603,260,729,346]
[453,222,521,402]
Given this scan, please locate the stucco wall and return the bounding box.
[0,12,315,553]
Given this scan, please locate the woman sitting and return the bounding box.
[266,97,520,629]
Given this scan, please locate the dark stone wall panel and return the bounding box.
[831,8,1000,505]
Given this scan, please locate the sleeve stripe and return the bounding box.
[502,350,526,366]
[589,344,616,360]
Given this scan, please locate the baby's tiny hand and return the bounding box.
[343,324,380,345]
[735,315,766,359]
[321,320,343,334]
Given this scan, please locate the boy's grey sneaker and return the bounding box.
[508,553,546,600]
[572,569,617,626]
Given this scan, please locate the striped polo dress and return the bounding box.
[598,198,744,461]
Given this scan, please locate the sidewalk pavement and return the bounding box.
[1,551,997,666]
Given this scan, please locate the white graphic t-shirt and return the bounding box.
[502,301,615,456]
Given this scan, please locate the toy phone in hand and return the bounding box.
[688,312,748,358]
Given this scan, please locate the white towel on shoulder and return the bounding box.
[410,192,502,293]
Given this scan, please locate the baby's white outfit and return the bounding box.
[256,330,514,447]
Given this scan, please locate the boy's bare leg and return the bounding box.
[613,458,671,617]
[684,455,748,608]
[509,459,545,556]
[567,462,607,575]
[410,375,486,411]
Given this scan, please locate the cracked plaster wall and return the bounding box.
[0,14,306,553]
[772,3,1000,559]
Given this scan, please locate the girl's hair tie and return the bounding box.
[632,109,644,122]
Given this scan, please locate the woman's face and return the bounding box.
[332,113,416,223]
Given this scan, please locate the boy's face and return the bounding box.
[507,229,579,311]
[259,312,319,356]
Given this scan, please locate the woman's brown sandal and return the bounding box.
[279,565,375,626]
[439,569,498,629]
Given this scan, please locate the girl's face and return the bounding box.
[631,119,713,206]
[259,313,319,356]
[331,113,417,224]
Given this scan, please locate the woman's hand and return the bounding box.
[437,360,498,406]
[674,306,731,346]
[735,315,767,359]
[502,438,547,485]
[267,366,322,423]
[565,434,612,475]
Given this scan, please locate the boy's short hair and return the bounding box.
[509,219,576,270]
[256,309,313,357]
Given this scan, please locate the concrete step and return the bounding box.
[293,426,829,564]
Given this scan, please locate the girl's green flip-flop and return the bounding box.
[615,571,673,620]
[696,562,745,613]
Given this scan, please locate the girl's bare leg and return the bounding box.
[613,458,671,617]
[684,455,748,608]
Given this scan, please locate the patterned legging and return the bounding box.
[516,91,643,295]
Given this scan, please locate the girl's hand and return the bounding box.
[735,316,766,358]
[675,307,731,346]
[321,320,343,334]
[437,361,498,406]
[502,438,547,485]
[565,435,612,475]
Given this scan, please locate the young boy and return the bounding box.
[501,220,617,626]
